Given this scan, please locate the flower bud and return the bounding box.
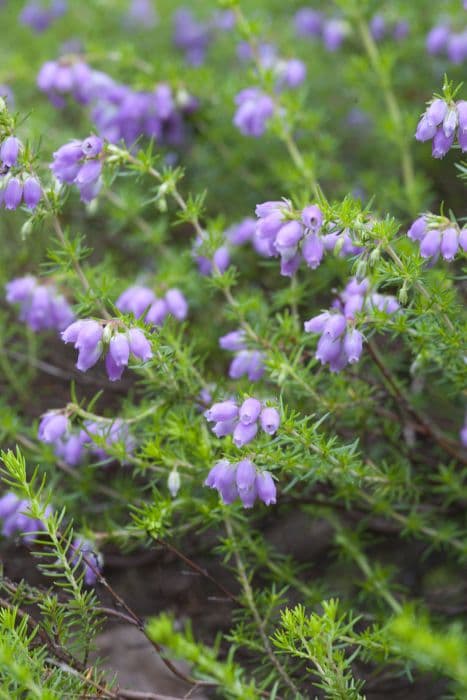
[205,400,238,423]
[239,398,262,425]
[260,407,280,435]
[233,420,258,447]
[256,471,276,505]
[168,470,181,498]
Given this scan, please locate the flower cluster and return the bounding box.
[237,41,276,63]
[304,278,399,372]
[116,285,188,325]
[255,200,362,277]
[205,398,280,447]
[38,58,197,147]
[426,23,467,63]
[205,459,276,508]
[369,14,409,42]
[172,7,234,66]
[38,411,134,466]
[172,7,211,66]
[125,0,158,29]
[0,135,42,210]
[0,490,101,584]
[408,216,467,261]
[415,98,467,157]
[219,330,265,382]
[0,491,52,543]
[20,0,67,33]
[61,319,152,380]
[233,89,275,138]
[193,233,231,276]
[37,58,94,107]
[294,9,348,52]
[51,135,104,202]
[236,41,307,92]
[6,275,74,332]
[273,58,307,90]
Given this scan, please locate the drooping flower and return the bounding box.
[322,19,347,52]
[38,412,69,443]
[193,233,231,276]
[0,136,21,167]
[0,84,15,107]
[23,177,42,209]
[0,492,52,543]
[233,88,275,138]
[3,178,23,209]
[70,537,103,585]
[460,416,467,448]
[172,7,211,66]
[426,24,450,55]
[219,329,265,382]
[125,0,158,29]
[446,32,467,64]
[294,8,323,38]
[370,14,386,41]
[20,0,67,33]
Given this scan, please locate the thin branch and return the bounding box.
[224,517,302,698]
[366,339,466,463]
[156,537,238,604]
[78,552,217,689]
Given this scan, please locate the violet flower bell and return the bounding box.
[233,88,275,137]
[38,412,69,443]
[70,537,103,585]
[0,136,21,167]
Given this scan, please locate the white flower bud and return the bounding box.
[168,470,181,498]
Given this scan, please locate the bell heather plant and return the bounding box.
[0,1,466,699]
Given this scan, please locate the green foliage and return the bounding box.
[390,609,467,696]
[146,613,258,698]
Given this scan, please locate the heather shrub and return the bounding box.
[0,0,466,698]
